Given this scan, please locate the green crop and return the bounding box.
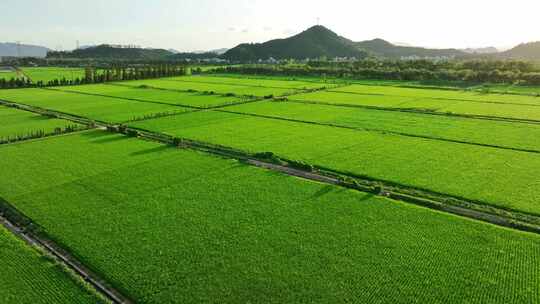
[0,106,83,142]
[119,78,299,97]
[0,131,538,303]
[21,67,86,83]
[290,88,540,121]
[54,84,247,108]
[0,88,189,123]
[226,101,540,152]
[132,111,540,215]
[0,225,102,303]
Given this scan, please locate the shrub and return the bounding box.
[173,137,183,146]
[254,152,275,159]
[288,160,314,172]
[126,129,139,137]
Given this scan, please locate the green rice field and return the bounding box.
[0,71,22,81]
[0,225,102,303]
[289,90,540,121]
[167,75,337,90]
[0,131,538,303]
[21,67,86,83]
[331,84,540,105]
[225,100,540,152]
[1,73,540,303]
[119,78,302,97]
[131,110,540,215]
[0,105,82,142]
[52,83,248,108]
[0,88,189,123]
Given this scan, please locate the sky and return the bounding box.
[2,0,539,51]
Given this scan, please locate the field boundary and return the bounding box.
[0,98,190,125]
[0,199,133,304]
[327,89,540,107]
[45,87,203,110]
[207,73,349,86]
[110,78,343,100]
[216,73,540,97]
[162,77,340,91]
[3,95,540,232]
[214,108,540,154]
[121,125,540,234]
[284,98,540,125]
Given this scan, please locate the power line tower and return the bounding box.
[76,40,80,50]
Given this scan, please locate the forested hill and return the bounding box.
[46,45,174,60]
[355,39,467,59]
[499,42,540,61]
[223,25,368,61]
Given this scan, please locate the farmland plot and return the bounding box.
[331,84,540,106]
[21,67,86,83]
[0,225,102,303]
[289,90,540,121]
[0,131,538,303]
[0,88,189,123]
[480,84,540,95]
[54,84,247,108]
[119,78,298,97]
[0,71,21,81]
[131,111,540,215]
[0,105,83,142]
[225,101,540,152]
[167,75,336,90]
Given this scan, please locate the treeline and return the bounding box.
[0,124,84,145]
[0,65,189,89]
[82,65,188,84]
[215,60,540,85]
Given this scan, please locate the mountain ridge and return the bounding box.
[223,25,367,61]
[499,42,540,61]
[355,38,467,59]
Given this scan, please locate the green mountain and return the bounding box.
[355,38,467,59]
[499,42,540,61]
[223,25,367,61]
[47,44,174,60]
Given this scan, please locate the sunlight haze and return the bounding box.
[2,0,538,51]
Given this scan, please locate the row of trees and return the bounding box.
[0,124,83,144]
[0,65,189,89]
[216,60,540,86]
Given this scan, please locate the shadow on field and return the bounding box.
[310,185,350,199]
[91,134,132,144]
[311,185,374,202]
[79,130,108,138]
[129,145,170,156]
[26,115,53,121]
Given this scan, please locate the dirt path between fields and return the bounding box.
[0,213,132,304]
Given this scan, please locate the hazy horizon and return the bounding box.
[2,0,538,52]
